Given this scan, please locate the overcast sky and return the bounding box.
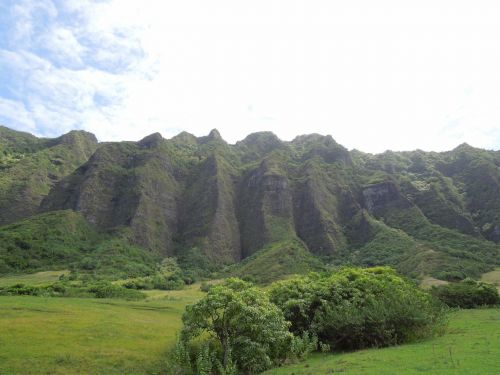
[1,0,500,153]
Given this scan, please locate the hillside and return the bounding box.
[1,125,499,280]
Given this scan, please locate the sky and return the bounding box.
[1,0,500,153]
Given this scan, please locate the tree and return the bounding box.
[180,278,300,374]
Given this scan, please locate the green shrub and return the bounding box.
[151,274,185,290]
[121,274,185,291]
[434,270,467,282]
[175,278,309,374]
[122,278,153,290]
[0,283,42,296]
[87,282,146,300]
[269,267,447,351]
[0,282,83,297]
[199,281,212,292]
[431,279,500,308]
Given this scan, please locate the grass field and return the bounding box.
[264,308,500,375]
[0,284,203,375]
[1,274,499,375]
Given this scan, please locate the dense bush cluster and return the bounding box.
[170,268,448,374]
[170,278,315,375]
[0,281,145,300]
[86,282,146,300]
[122,274,185,291]
[122,258,188,291]
[431,279,499,308]
[269,267,447,351]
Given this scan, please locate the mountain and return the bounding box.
[1,125,499,281]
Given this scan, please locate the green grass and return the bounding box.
[264,308,500,375]
[0,277,498,374]
[0,284,204,375]
[0,270,68,287]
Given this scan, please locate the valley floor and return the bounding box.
[0,288,498,374]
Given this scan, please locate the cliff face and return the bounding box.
[1,126,499,279]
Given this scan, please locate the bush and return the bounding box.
[0,280,146,300]
[434,270,467,282]
[87,282,146,300]
[121,274,185,291]
[122,278,153,290]
[269,267,447,351]
[152,274,185,290]
[0,283,42,296]
[199,281,212,292]
[174,278,310,374]
[0,282,83,297]
[431,279,500,308]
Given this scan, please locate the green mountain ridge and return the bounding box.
[1,125,499,281]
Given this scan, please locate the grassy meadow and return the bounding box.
[0,284,203,375]
[0,271,499,374]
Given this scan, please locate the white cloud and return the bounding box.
[40,26,86,67]
[9,0,58,46]
[0,97,36,132]
[1,0,500,152]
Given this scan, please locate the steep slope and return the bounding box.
[41,135,181,256]
[179,153,241,263]
[238,154,296,257]
[1,125,499,282]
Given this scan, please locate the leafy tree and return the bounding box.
[179,278,308,374]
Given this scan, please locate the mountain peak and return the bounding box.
[240,131,280,144]
[138,132,163,148]
[198,128,226,145]
[208,128,222,140]
[453,142,474,151]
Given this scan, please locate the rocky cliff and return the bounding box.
[1,125,499,280]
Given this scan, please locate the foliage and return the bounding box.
[0,280,146,300]
[269,267,447,351]
[177,246,222,280]
[176,278,308,374]
[0,210,100,273]
[431,279,500,308]
[86,282,146,300]
[121,258,187,290]
[0,210,160,280]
